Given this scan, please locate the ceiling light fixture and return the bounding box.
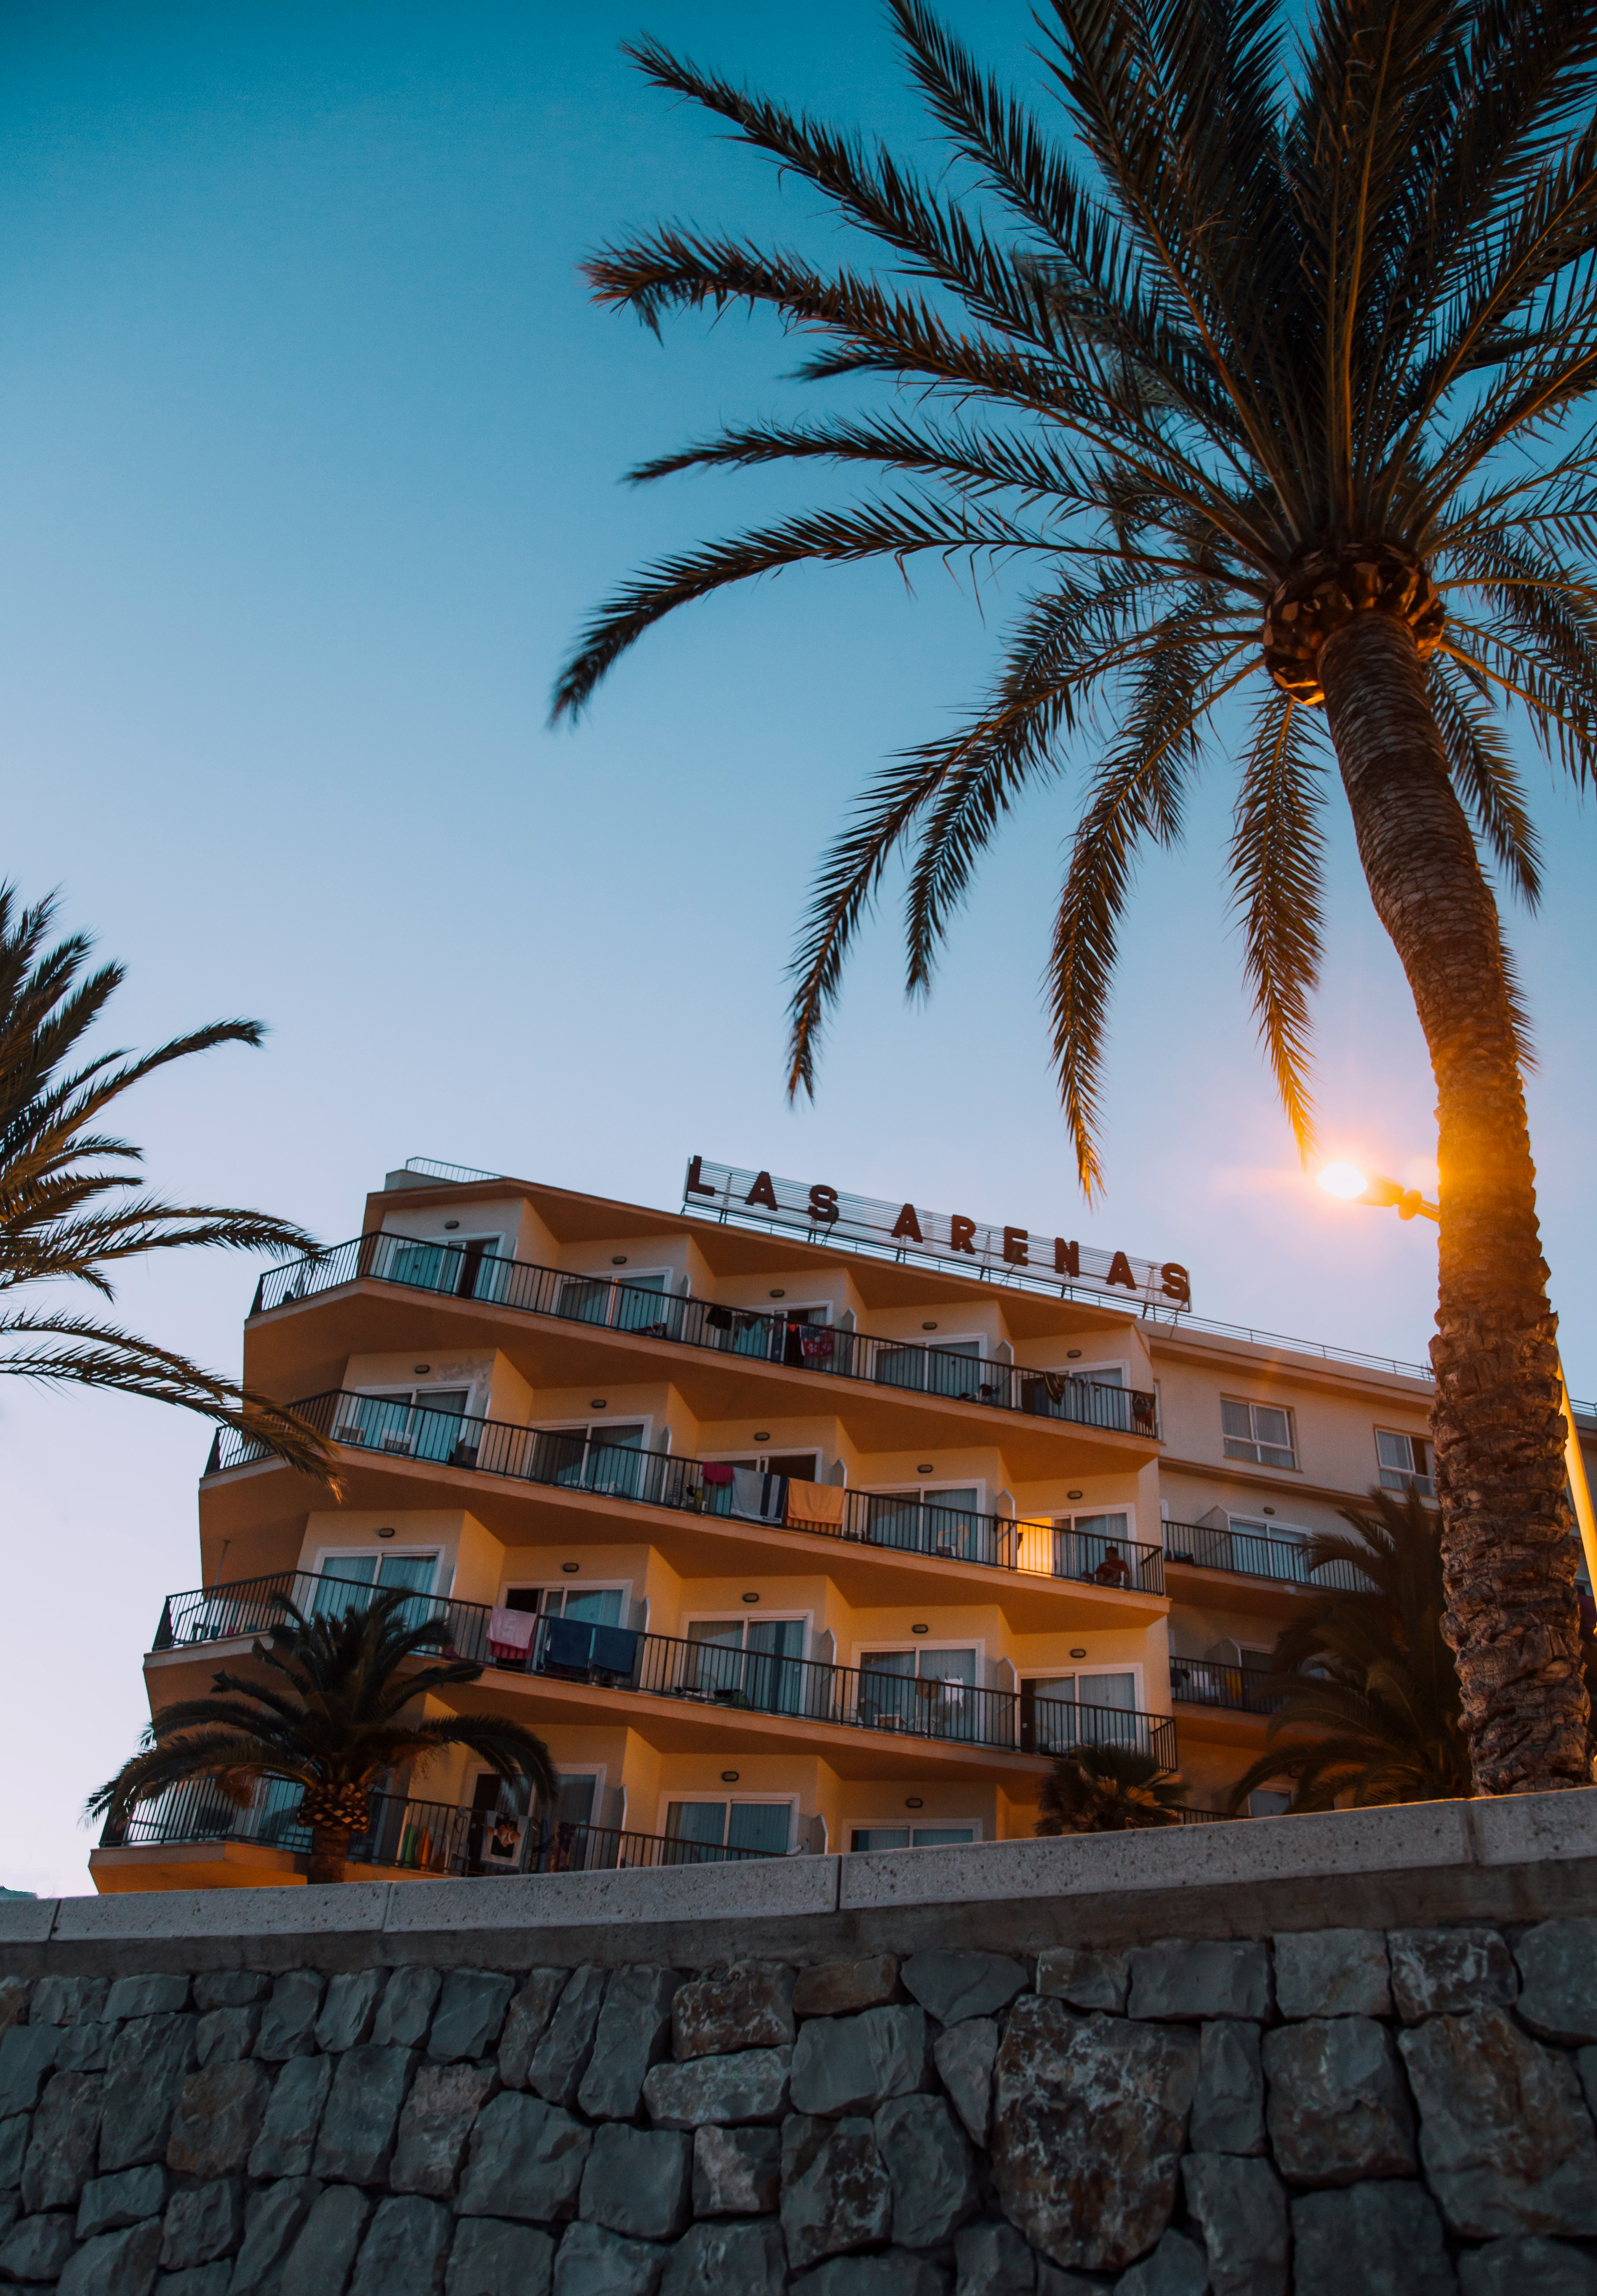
[375,1527,396,1540]
[721,1771,739,1783]
[561,1563,580,1574]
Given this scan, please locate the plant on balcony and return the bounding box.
[1225,1490,1474,1811]
[0,886,335,1480]
[87,1586,556,1884]
[552,0,1597,1797]
[1034,1742,1185,1834]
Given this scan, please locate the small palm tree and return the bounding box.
[0,886,332,1478]
[555,0,1597,1795]
[1034,1741,1186,1833]
[1228,1489,1474,1811]
[87,1588,557,1883]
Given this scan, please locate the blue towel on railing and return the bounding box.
[544,1615,594,1671]
[590,1624,639,1677]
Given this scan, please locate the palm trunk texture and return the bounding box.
[1319,610,1588,1794]
[307,1824,349,1885]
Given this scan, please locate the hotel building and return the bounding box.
[91,1157,1597,1892]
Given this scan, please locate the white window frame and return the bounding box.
[566,1261,673,1293]
[849,1635,986,1673]
[1376,1426,1435,1495]
[701,1447,824,1480]
[654,1792,799,1853]
[1019,1661,1146,1711]
[1048,1504,1139,1539]
[1053,1357,1131,1388]
[313,1545,449,1597]
[847,1818,984,1850]
[532,1414,656,1452]
[1226,1512,1312,1544]
[861,1476,990,1514]
[1221,1396,1299,1469]
[499,1578,634,1619]
[681,1608,813,1657]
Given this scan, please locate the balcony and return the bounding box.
[1162,1520,1373,1592]
[1169,1656,1286,1715]
[207,1391,1166,1599]
[254,1233,1160,1440]
[151,1568,1179,1770]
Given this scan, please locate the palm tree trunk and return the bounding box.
[306,1824,350,1885]
[1318,609,1588,1795]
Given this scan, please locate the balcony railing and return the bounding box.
[100,1778,781,1876]
[206,1391,1166,1599]
[151,1567,1178,1769]
[253,1232,1160,1440]
[1168,1656,1287,1715]
[1162,1520,1373,1592]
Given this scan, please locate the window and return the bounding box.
[876,1336,991,1400]
[1021,1670,1138,1754]
[1249,1789,1292,1819]
[850,1826,976,1852]
[1052,1510,1136,1586]
[1377,1428,1435,1497]
[664,1800,792,1856]
[380,1234,506,1302]
[530,1421,650,1501]
[1227,1517,1312,1581]
[861,1486,982,1559]
[312,1548,442,1629]
[1222,1398,1298,1469]
[557,1267,670,1333]
[334,1389,473,1464]
[858,1646,976,1737]
[705,1450,822,1481]
[684,1617,806,1712]
[505,1585,626,1626]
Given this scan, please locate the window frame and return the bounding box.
[1019,1661,1146,1711]
[312,1544,447,1596]
[850,1635,986,1677]
[1220,1395,1300,1469]
[680,1608,813,1657]
[498,1578,634,1620]
[1375,1426,1436,1496]
[655,1793,798,1853]
[848,1820,983,1851]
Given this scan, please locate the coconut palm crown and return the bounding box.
[555,0,1597,1796]
[88,1587,558,1884]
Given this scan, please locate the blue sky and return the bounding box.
[3,0,1593,1893]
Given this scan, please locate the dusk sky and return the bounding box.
[4,0,1594,1896]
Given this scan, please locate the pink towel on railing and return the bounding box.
[487,1606,536,1664]
[786,1477,846,1529]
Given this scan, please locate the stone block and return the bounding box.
[0,1982,29,2040]
[276,2184,371,2296]
[456,2093,592,2224]
[347,2196,452,2296]
[1514,1921,1597,2046]
[58,2221,164,2296]
[191,1978,268,2014]
[1399,2008,1597,2238]
[780,2115,892,2272]
[0,2028,59,2118]
[951,2219,1034,2296]
[1583,2046,1597,2117]
[1181,2154,1287,2296]
[100,2017,198,2173]
[314,2047,418,2186]
[1116,2229,1210,2296]
[248,2053,332,2179]
[901,1953,1027,2028]
[0,2110,26,2188]
[373,1971,441,2052]
[579,2125,691,2242]
[227,2176,322,2296]
[671,1968,794,2061]
[788,2255,949,2296]
[167,2063,270,2179]
[445,2217,554,2296]
[78,2167,168,2238]
[691,2124,780,2217]
[1191,2021,1264,2157]
[428,1974,514,2068]
[792,1961,898,2019]
[659,2219,785,2296]
[0,2210,79,2281]
[392,2064,496,2197]
[875,2094,976,2249]
[789,2009,929,2118]
[316,1973,384,2056]
[990,1997,1198,2274]
[23,2069,103,2210]
[158,2266,231,2296]
[194,2012,257,2070]
[160,2181,244,2270]
[1126,1942,1271,2024]
[1034,1948,1127,2015]
[497,1974,567,2091]
[1291,2183,1455,2296]
[578,1970,682,2122]
[255,1973,325,2062]
[32,1978,110,2027]
[549,2222,666,2296]
[528,1969,606,2109]
[1261,2017,1415,2185]
[1272,1929,1391,2021]
[58,2028,116,2075]
[933,2018,998,2147]
[1459,2236,1597,2295]
[104,1980,189,2024]
[1388,1929,1517,2024]
[643,2049,791,2130]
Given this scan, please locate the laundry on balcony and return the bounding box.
[700,1462,735,1486]
[731,1467,788,1523]
[800,1327,835,1361]
[486,1606,537,1666]
[704,1305,734,1331]
[786,1477,846,1530]
[539,1614,640,1681]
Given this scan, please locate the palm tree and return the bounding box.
[552,0,1597,1795]
[88,1587,557,1884]
[0,887,332,1478]
[1034,1740,1186,1832]
[1228,1489,1475,1810]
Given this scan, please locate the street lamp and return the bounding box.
[1316,1162,1597,1592]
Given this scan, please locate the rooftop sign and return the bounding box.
[682,1156,1190,1311]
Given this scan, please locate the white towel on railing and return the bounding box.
[487,1606,536,1659]
[731,1467,787,1523]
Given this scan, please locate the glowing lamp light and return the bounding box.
[1317,1162,1370,1200]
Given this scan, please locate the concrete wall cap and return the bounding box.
[51,1883,393,1942]
[1467,1786,1597,1868]
[381,1857,840,1936]
[0,1900,57,1944]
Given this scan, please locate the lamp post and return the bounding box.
[1316,1162,1597,1594]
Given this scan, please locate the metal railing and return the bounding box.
[1162,1520,1373,1592]
[206,1391,1166,1598]
[1168,1657,1286,1715]
[150,1568,1178,1769]
[253,1232,1160,1439]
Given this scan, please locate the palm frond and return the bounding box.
[1228,690,1328,1157]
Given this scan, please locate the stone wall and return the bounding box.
[4,1920,1597,2296]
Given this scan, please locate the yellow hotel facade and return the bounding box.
[91,1156,1597,1891]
